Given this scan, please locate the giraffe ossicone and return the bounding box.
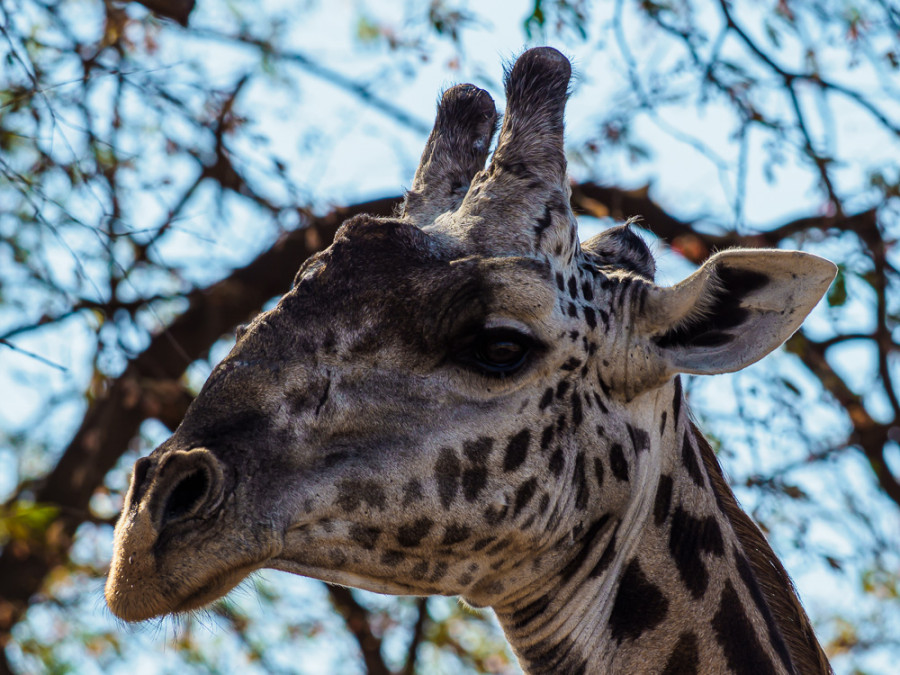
[107,47,836,674]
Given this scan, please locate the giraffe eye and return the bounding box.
[466,329,533,376]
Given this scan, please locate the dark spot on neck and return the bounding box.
[662,631,700,675]
[609,558,669,643]
[712,580,777,675]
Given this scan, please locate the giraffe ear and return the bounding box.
[640,249,837,376]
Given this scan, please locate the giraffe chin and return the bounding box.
[169,564,262,613]
[106,560,264,622]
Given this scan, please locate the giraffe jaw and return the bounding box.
[268,558,427,597]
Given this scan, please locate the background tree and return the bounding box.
[0,0,898,673]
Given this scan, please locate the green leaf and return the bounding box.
[524,0,545,40]
[0,501,60,544]
[827,266,847,306]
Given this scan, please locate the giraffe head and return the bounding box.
[106,48,835,623]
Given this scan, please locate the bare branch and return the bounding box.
[402,598,429,675]
[327,586,391,675]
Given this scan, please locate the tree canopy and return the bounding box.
[1,1,899,673]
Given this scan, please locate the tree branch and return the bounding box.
[327,586,391,675]
[402,598,428,675]
[786,332,900,505]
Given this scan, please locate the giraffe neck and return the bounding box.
[491,382,827,675]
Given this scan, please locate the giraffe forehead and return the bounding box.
[281,221,561,342]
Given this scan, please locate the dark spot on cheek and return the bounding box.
[538,492,550,514]
[396,518,434,547]
[560,357,581,371]
[592,390,608,414]
[514,477,539,516]
[471,536,496,551]
[336,479,387,512]
[573,452,589,509]
[441,523,472,546]
[485,536,512,555]
[323,451,349,468]
[410,560,429,580]
[581,281,594,301]
[571,390,583,427]
[556,413,567,434]
[504,429,531,472]
[429,561,448,582]
[483,503,509,524]
[329,548,347,567]
[470,577,505,598]
[540,423,555,451]
[314,379,331,417]
[535,203,553,241]
[464,437,494,464]
[403,479,424,506]
[593,457,605,488]
[548,448,565,477]
[539,387,554,410]
[462,466,488,501]
[435,447,462,509]
[349,524,381,550]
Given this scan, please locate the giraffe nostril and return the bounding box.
[161,468,210,527]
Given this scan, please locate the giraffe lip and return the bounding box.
[170,563,262,614]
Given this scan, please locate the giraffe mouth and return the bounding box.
[168,563,263,615]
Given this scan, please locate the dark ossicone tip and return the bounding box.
[402,84,498,223]
[435,84,498,150]
[504,47,572,114]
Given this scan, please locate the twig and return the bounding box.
[0,338,67,372]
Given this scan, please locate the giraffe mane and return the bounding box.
[692,421,833,675]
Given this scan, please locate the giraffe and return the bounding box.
[106,48,836,674]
